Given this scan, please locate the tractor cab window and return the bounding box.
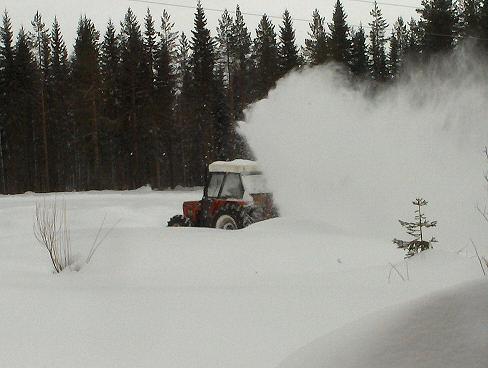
[220,173,244,199]
[207,173,225,197]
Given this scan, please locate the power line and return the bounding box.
[347,0,418,10]
[128,0,310,22]
[128,0,488,41]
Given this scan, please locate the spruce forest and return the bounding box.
[0,0,484,194]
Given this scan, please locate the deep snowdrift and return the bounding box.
[0,191,485,368]
[279,280,488,368]
[241,49,488,253]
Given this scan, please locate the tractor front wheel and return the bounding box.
[167,215,192,227]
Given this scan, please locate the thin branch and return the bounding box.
[470,239,486,277]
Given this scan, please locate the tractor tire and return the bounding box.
[167,215,192,227]
[213,203,252,230]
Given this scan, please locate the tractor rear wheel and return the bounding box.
[213,203,252,230]
[167,215,191,227]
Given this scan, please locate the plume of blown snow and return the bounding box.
[241,47,488,252]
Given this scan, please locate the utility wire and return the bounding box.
[128,0,310,22]
[348,0,418,10]
[128,0,488,41]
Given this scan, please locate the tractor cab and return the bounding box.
[168,160,277,229]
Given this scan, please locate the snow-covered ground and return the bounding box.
[0,189,485,368]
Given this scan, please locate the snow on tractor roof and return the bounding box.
[209,159,260,174]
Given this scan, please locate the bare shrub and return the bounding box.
[33,198,71,273]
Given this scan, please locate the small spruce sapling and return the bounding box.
[393,198,437,258]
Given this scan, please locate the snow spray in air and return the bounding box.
[241,46,488,251]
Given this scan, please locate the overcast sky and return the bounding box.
[4,0,420,51]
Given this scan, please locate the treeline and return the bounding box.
[0,0,485,194]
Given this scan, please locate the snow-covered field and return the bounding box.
[0,189,486,368]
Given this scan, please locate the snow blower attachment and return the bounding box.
[167,159,278,230]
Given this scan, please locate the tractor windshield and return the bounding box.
[207,173,225,197]
[220,173,244,199]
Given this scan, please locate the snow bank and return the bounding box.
[279,280,488,368]
[241,47,488,253]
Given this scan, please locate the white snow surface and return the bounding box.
[279,279,488,368]
[0,190,486,368]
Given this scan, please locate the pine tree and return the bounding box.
[388,18,409,78]
[0,11,15,193]
[190,1,216,184]
[304,9,328,65]
[388,30,400,78]
[119,8,147,188]
[142,8,160,188]
[100,19,121,188]
[154,10,178,188]
[229,5,252,121]
[418,0,459,55]
[350,25,369,78]
[71,16,101,190]
[213,66,231,160]
[404,18,422,61]
[369,1,389,81]
[31,12,51,191]
[216,9,234,84]
[175,32,193,186]
[393,198,437,258]
[328,0,351,66]
[48,17,71,190]
[143,8,157,90]
[11,28,37,192]
[252,14,279,100]
[278,9,299,76]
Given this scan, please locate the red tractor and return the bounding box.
[168,160,277,230]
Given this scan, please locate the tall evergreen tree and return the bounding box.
[388,30,400,78]
[0,11,15,193]
[31,12,50,191]
[350,25,369,78]
[154,10,178,188]
[229,5,252,121]
[252,14,279,100]
[328,0,351,66]
[100,19,121,188]
[389,17,409,77]
[229,5,252,157]
[404,18,423,61]
[144,8,157,84]
[216,9,234,84]
[212,66,231,160]
[190,1,216,183]
[304,9,328,65]
[10,28,37,192]
[71,16,101,189]
[48,17,71,190]
[119,8,147,188]
[418,0,459,55]
[175,32,193,186]
[369,1,389,81]
[278,9,299,76]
